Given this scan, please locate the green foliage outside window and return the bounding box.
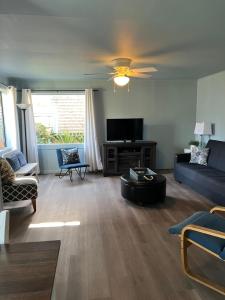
[36,123,84,144]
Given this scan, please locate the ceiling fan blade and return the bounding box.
[83,72,114,76]
[107,76,114,81]
[129,73,152,78]
[131,67,158,73]
[84,73,103,76]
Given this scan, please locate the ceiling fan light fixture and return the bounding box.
[114,76,130,87]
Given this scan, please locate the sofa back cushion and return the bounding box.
[206,140,225,172]
[6,156,21,171]
[2,150,27,168]
[17,152,27,167]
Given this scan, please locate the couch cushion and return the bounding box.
[17,152,27,167]
[175,162,212,180]
[15,163,37,175]
[169,211,225,260]
[6,155,21,171]
[176,162,225,196]
[207,140,225,172]
[61,163,89,169]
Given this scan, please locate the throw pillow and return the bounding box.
[61,148,80,165]
[0,158,15,184]
[190,146,209,166]
[6,155,21,171]
[17,152,27,167]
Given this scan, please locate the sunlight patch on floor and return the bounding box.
[29,221,81,228]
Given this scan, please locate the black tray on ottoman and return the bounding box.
[121,170,166,206]
[129,167,157,181]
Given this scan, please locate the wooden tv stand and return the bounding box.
[102,141,157,176]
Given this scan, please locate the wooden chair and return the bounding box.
[169,206,225,296]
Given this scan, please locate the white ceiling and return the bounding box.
[1,0,225,81]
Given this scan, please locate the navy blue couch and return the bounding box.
[174,140,225,205]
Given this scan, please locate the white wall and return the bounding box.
[197,70,225,142]
[15,78,197,171]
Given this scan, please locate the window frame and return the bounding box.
[31,91,85,146]
[0,92,6,148]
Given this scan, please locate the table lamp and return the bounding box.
[194,122,212,147]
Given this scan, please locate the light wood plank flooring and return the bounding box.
[9,173,225,300]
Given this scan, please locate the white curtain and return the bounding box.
[84,89,103,171]
[21,89,39,167]
[1,86,20,150]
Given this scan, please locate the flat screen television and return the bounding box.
[107,118,143,141]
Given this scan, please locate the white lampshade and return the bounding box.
[194,122,212,135]
[114,76,130,87]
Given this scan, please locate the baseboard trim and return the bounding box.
[156,169,173,174]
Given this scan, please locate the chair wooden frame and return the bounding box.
[180,206,225,296]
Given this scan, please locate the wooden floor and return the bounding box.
[9,173,225,300]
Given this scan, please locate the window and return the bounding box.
[0,93,6,148]
[32,93,85,144]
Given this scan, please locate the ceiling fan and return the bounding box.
[84,58,158,87]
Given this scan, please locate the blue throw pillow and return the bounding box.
[6,156,21,171]
[17,152,27,167]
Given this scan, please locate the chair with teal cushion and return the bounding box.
[56,148,89,182]
[169,206,225,296]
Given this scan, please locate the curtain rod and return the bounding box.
[18,89,99,92]
[0,82,8,88]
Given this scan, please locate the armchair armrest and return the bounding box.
[210,206,225,214]
[181,224,225,240]
[13,177,38,185]
[175,153,191,163]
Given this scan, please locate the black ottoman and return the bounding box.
[121,173,166,205]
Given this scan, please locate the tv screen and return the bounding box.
[107,118,143,141]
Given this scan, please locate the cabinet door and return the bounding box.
[104,146,117,174]
[141,146,156,169]
[118,156,140,174]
